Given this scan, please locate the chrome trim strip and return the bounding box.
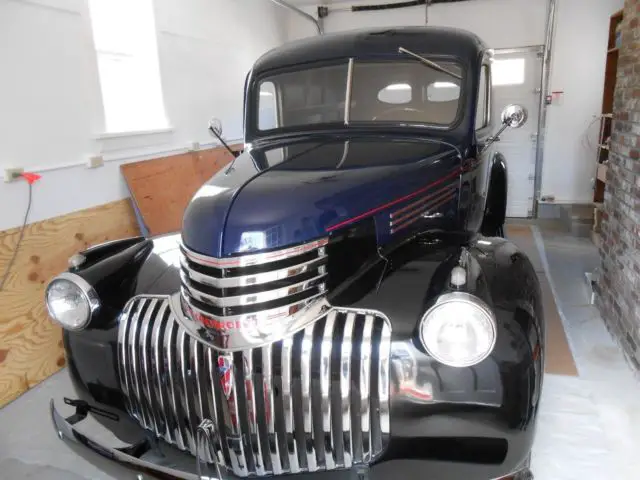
[165,317,187,451]
[117,300,134,413]
[390,192,456,234]
[281,336,300,473]
[360,315,374,463]
[181,287,326,323]
[229,353,249,476]
[140,299,160,432]
[344,58,354,125]
[181,238,328,269]
[179,329,196,452]
[262,344,282,475]
[193,341,207,456]
[205,348,226,466]
[244,349,265,475]
[140,299,159,432]
[321,311,336,469]
[151,302,170,441]
[379,320,391,436]
[181,270,327,308]
[128,299,145,425]
[341,312,355,468]
[389,183,457,221]
[301,325,317,471]
[180,255,327,289]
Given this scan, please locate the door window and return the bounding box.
[258,81,278,130]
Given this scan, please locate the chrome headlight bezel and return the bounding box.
[419,291,497,368]
[45,272,100,331]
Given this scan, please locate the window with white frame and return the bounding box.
[492,58,526,87]
[88,0,168,134]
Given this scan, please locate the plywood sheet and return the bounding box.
[121,146,238,236]
[0,199,139,407]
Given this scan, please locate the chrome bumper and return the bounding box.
[50,399,202,479]
[50,398,532,480]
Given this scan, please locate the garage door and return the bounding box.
[492,47,543,218]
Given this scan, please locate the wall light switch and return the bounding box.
[87,155,104,169]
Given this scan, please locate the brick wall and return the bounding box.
[596,0,640,371]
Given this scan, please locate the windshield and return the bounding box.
[257,58,463,132]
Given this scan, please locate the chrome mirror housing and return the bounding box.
[208,117,223,136]
[501,104,528,129]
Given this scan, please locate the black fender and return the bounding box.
[481,153,508,237]
[331,230,544,472]
[59,234,180,444]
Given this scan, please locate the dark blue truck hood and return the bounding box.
[182,137,461,257]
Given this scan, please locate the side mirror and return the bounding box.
[208,117,223,137]
[501,104,528,129]
[207,117,240,159]
[480,104,529,154]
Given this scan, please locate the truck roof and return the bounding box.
[252,26,487,73]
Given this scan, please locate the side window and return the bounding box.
[258,81,278,130]
[476,65,489,130]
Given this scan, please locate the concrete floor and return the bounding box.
[1,222,639,479]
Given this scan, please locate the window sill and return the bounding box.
[95,127,174,140]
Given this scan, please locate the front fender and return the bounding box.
[60,234,183,444]
[481,153,508,236]
[331,231,544,470]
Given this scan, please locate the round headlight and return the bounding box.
[419,292,496,367]
[45,273,99,331]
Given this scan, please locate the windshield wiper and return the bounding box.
[398,47,462,81]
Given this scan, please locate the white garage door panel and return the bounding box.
[498,143,536,217]
[492,48,543,218]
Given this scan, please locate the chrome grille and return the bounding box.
[179,238,328,321]
[118,296,391,477]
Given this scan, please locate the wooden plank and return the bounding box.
[121,146,238,236]
[0,199,139,408]
[597,163,608,183]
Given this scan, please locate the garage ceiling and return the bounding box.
[283,0,471,6]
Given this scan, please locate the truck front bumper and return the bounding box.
[51,399,532,480]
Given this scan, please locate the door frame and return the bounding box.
[492,45,544,217]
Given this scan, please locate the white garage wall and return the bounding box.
[286,0,547,47]
[0,0,287,231]
[284,0,624,206]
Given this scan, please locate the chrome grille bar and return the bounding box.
[341,312,355,468]
[179,238,328,322]
[118,296,390,478]
[321,311,336,469]
[361,315,374,463]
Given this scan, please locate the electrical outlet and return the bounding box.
[4,167,24,183]
[188,141,200,152]
[87,155,104,169]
